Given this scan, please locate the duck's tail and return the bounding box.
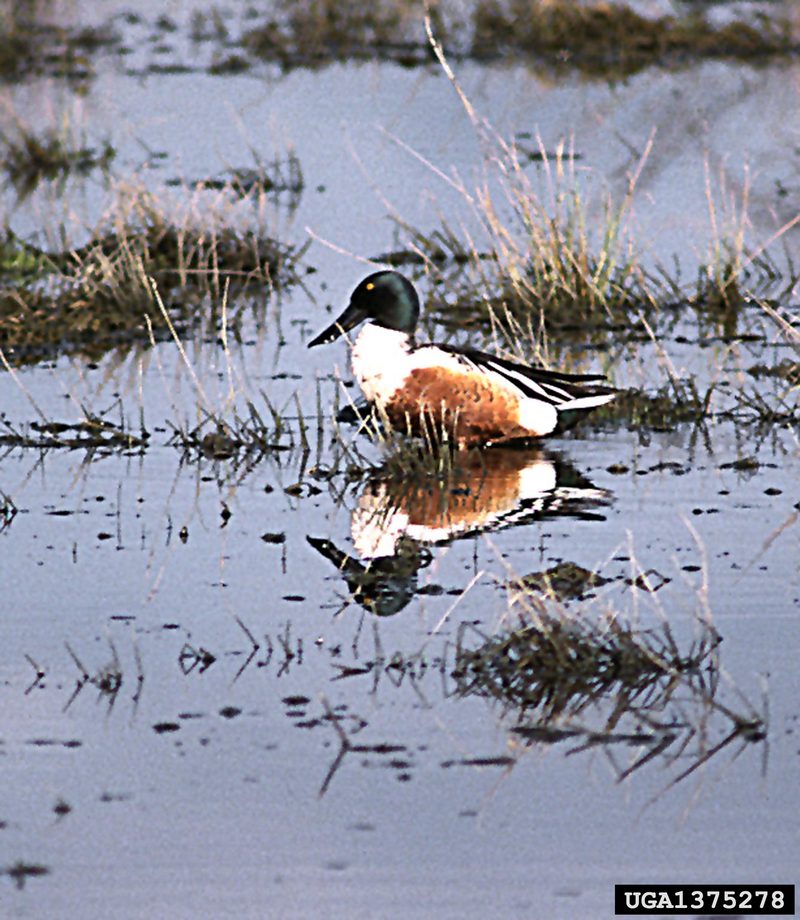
[554,387,616,432]
[557,389,616,413]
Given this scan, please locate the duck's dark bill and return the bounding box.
[307,302,368,348]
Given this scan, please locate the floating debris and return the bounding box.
[4,860,50,890]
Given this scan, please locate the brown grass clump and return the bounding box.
[472,0,795,77]
[1,123,115,198]
[243,0,434,69]
[0,2,119,82]
[453,610,703,719]
[0,181,302,366]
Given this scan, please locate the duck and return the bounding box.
[308,270,615,447]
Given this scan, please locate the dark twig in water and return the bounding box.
[231,616,260,683]
[179,642,217,675]
[317,694,409,797]
[24,653,46,694]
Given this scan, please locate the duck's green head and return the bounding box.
[308,270,420,348]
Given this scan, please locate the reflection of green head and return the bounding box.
[306,534,430,618]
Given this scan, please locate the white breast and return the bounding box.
[350,324,469,408]
[350,324,411,406]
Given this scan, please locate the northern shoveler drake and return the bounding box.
[308,270,616,447]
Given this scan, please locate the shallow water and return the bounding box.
[2,418,798,918]
[1,3,799,918]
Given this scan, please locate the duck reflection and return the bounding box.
[308,447,610,617]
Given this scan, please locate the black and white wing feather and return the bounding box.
[433,344,616,411]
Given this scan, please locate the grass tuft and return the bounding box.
[167,396,297,460]
[0,121,115,198]
[243,0,437,69]
[472,0,795,77]
[0,179,303,366]
[0,4,119,83]
[0,410,148,452]
[454,608,716,721]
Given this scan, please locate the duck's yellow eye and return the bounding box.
[365,282,375,291]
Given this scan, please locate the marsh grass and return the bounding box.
[243,0,440,69]
[395,131,654,350]
[329,389,467,481]
[587,366,799,433]
[594,377,717,431]
[727,384,800,428]
[368,436,459,481]
[510,561,610,603]
[398,129,793,360]
[0,120,115,198]
[0,280,307,468]
[472,0,796,77]
[317,538,765,791]
[748,357,800,386]
[0,2,119,83]
[689,162,800,320]
[174,150,305,211]
[166,396,299,460]
[695,286,800,428]
[143,274,316,464]
[62,637,143,714]
[0,373,305,463]
[2,0,793,83]
[237,0,795,74]
[0,412,149,452]
[451,578,764,788]
[0,229,47,282]
[453,609,717,721]
[754,298,800,401]
[384,27,660,352]
[0,178,302,366]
